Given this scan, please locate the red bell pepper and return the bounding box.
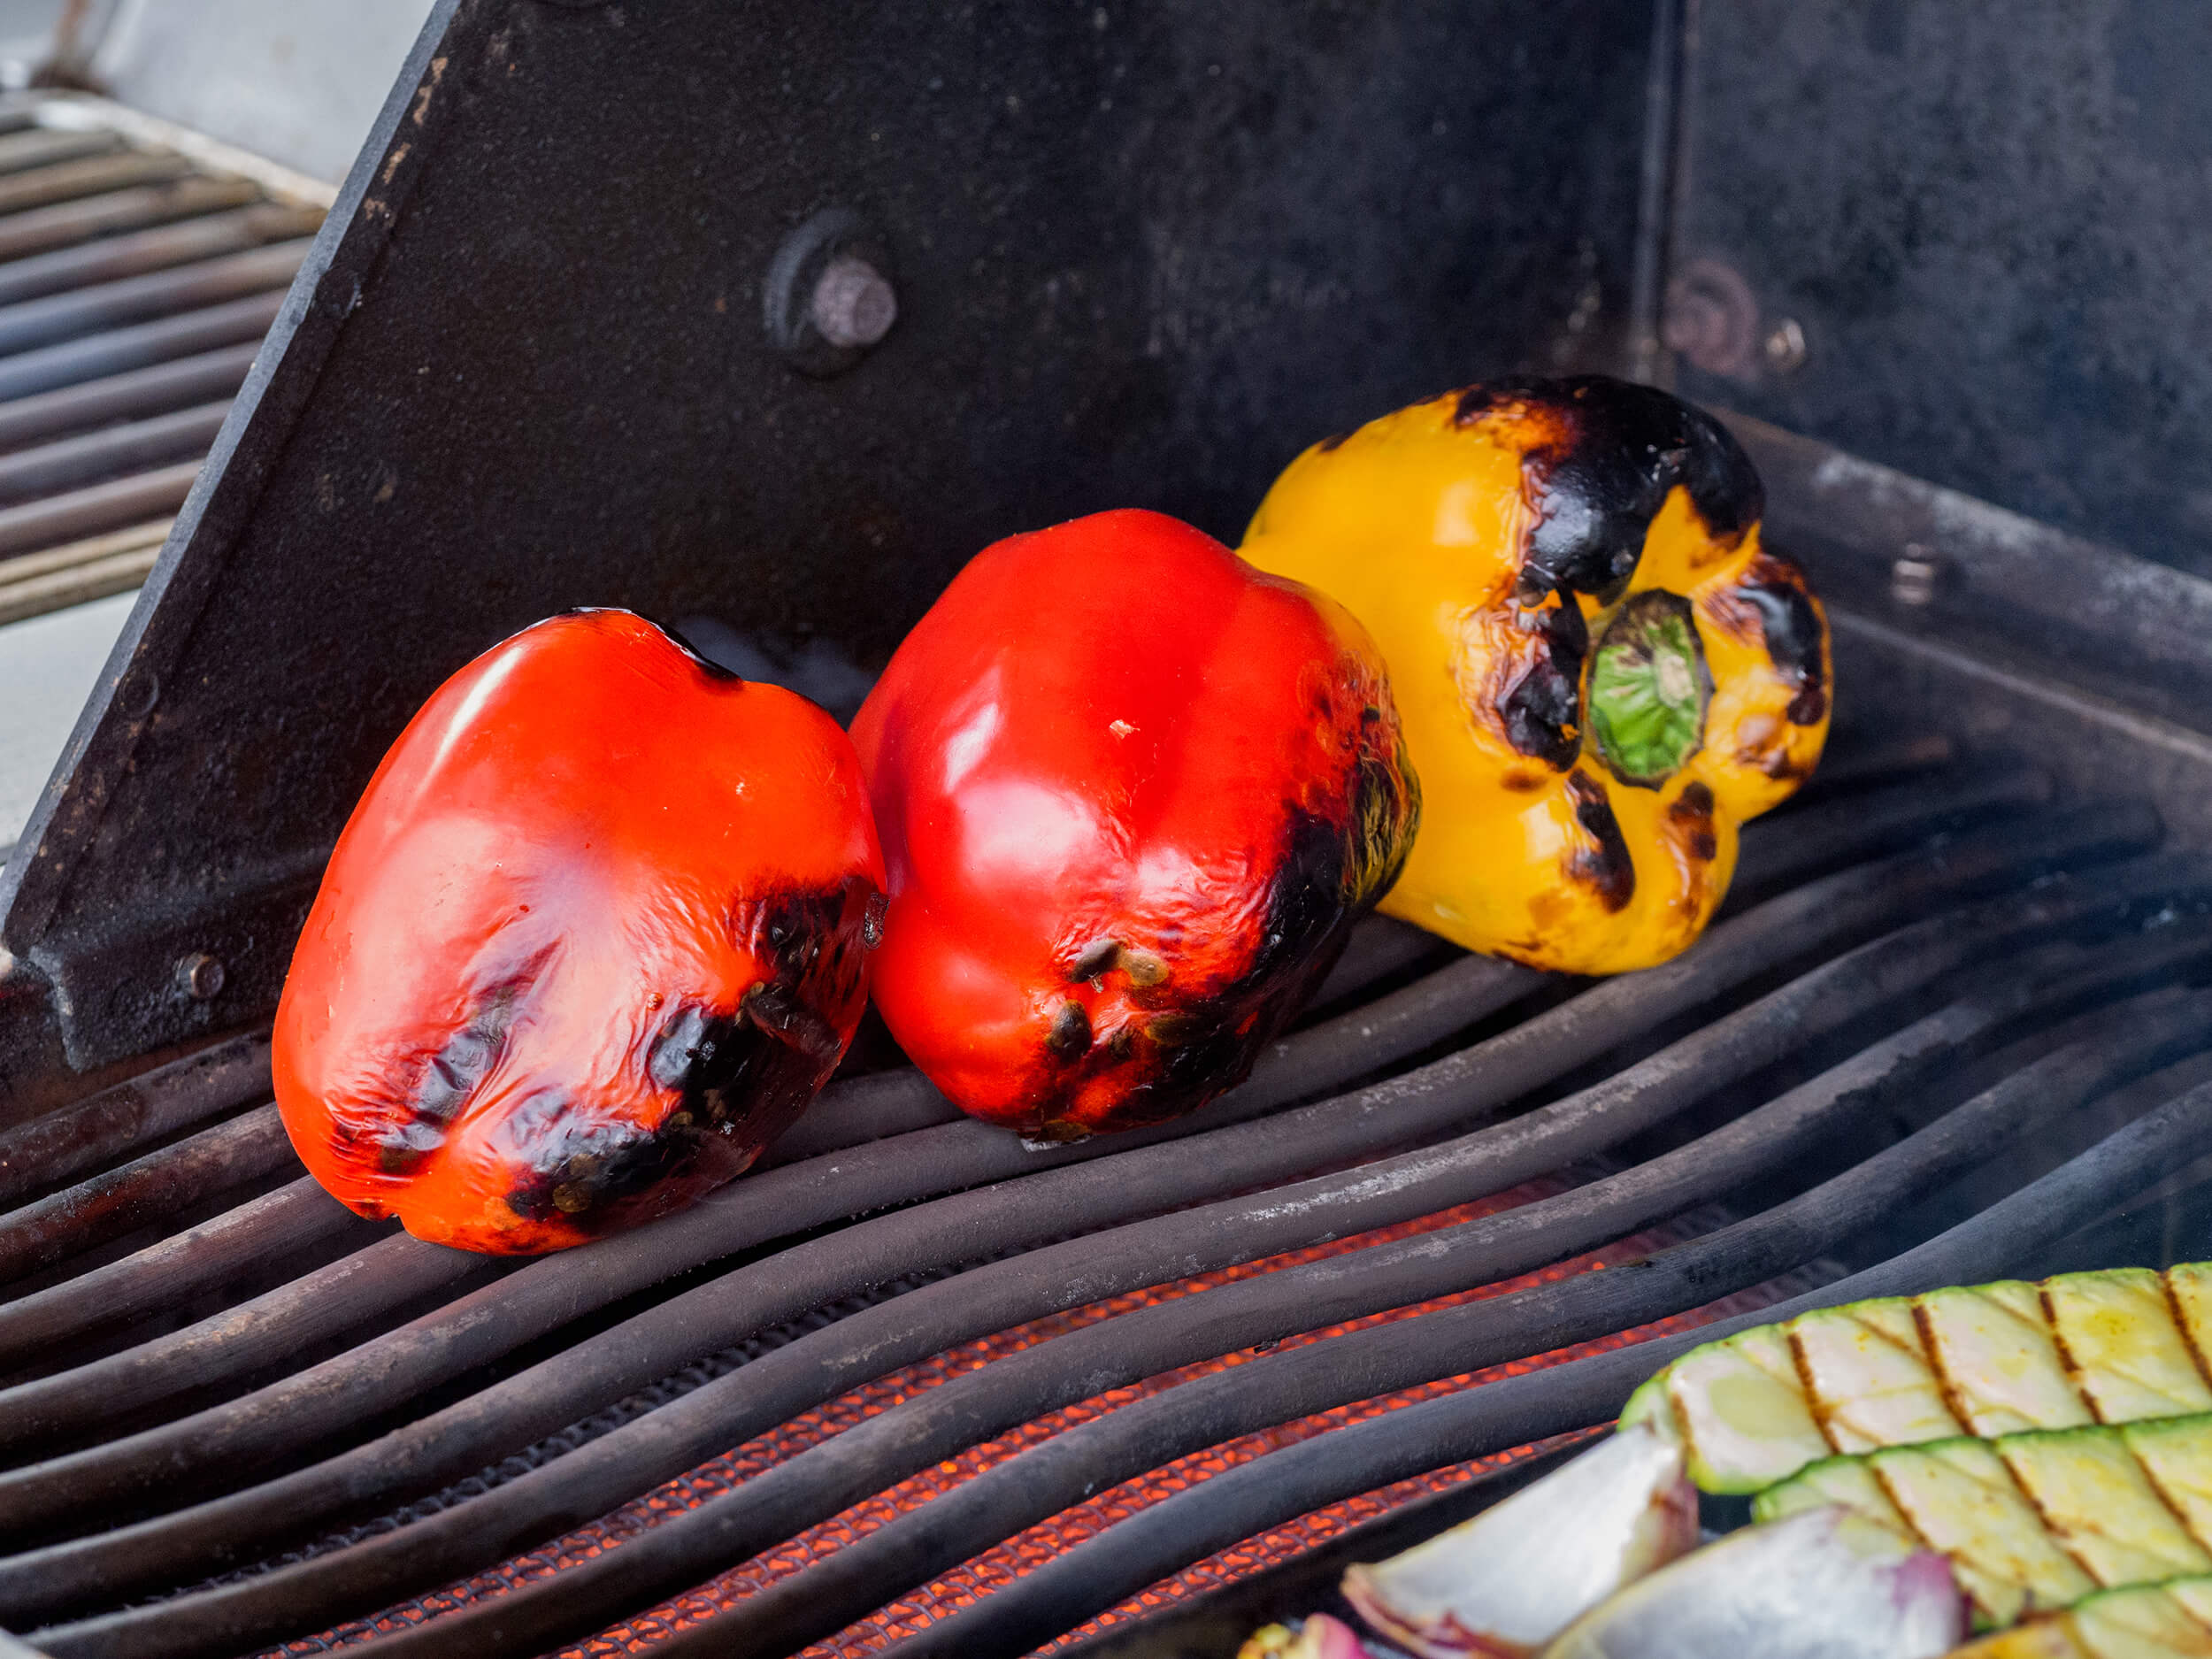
[273,609,885,1254]
[850,508,1420,1141]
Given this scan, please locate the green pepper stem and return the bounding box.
[1586,591,1709,787]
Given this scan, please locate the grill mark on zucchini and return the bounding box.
[1786,1317,1843,1458]
[1759,1415,2212,1630]
[2063,1270,2212,1421]
[2093,1439,2210,1581]
[2041,1281,2093,1424]
[2166,1273,2212,1397]
[1641,1264,2212,1501]
[1913,1297,1973,1443]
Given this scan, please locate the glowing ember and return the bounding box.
[268,1180,1809,1658]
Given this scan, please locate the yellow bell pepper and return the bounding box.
[1240,376,1830,974]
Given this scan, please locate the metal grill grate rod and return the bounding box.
[0,178,263,266]
[0,342,257,450]
[0,291,285,405]
[0,761,2171,1659]
[0,794,2115,1527]
[0,1178,367,1369]
[351,984,2212,1659]
[902,1073,2212,1659]
[12,850,2190,1626]
[12,813,2185,1657]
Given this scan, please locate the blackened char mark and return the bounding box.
[649,994,832,1123]
[1045,1000,1094,1061]
[1344,733,1422,906]
[508,995,826,1227]
[499,1079,750,1225]
[739,880,876,1050]
[504,878,875,1229]
[378,959,541,1175]
[1737,557,1828,725]
[1150,810,1351,1109]
[1499,599,1588,770]
[1455,375,1764,607]
[1564,772,1637,911]
[500,1099,679,1223]
[1041,726,1417,1136]
[1069,938,1121,981]
[1667,780,1719,862]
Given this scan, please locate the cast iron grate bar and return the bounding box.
[0,95,328,626]
[0,749,2205,1659]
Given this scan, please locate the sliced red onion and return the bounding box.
[1540,1506,1966,1659]
[1340,1424,1698,1657]
[1237,1611,1377,1659]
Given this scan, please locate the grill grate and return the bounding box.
[0,93,328,629]
[2,741,2212,1659]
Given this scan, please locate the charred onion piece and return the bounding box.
[1341,1423,1696,1658]
[1237,1614,1376,1659]
[849,508,1418,1141]
[1540,1506,1962,1659]
[273,609,885,1254]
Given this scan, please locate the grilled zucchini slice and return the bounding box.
[1622,1265,2212,1495]
[1947,1576,2212,1657]
[1754,1415,2212,1629]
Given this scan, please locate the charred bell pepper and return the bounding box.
[849,508,1420,1141]
[1240,375,1831,975]
[273,609,885,1254]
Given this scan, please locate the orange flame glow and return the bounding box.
[276,1181,1801,1657]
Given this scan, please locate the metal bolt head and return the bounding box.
[1763,316,1809,376]
[809,256,896,350]
[176,951,226,1001]
[1891,544,1941,607]
[764,208,898,377]
[1662,257,1761,380]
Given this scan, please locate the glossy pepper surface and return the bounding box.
[1240,375,1830,975]
[850,508,1419,1141]
[273,609,885,1254]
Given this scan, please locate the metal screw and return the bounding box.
[1891,544,1941,606]
[120,669,159,720]
[764,208,898,377]
[1763,316,1809,376]
[809,256,897,349]
[176,951,225,1001]
[1662,257,1761,381]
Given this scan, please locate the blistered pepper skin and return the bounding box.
[273,610,886,1254]
[850,509,1419,1141]
[1241,376,1830,975]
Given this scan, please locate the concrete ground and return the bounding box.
[0,591,134,858]
[0,0,54,77]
